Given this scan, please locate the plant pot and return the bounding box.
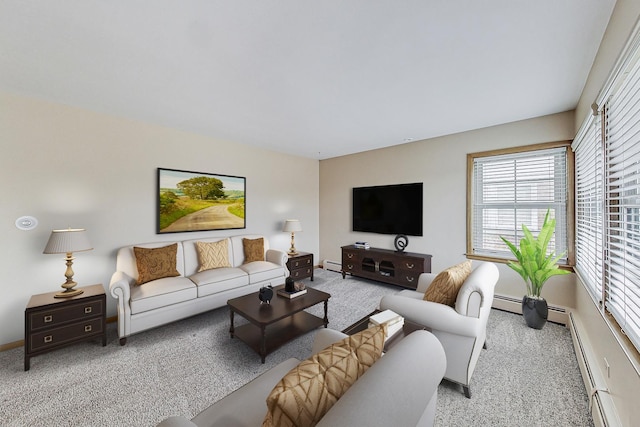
[521,296,548,329]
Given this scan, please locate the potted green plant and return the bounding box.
[500,210,569,329]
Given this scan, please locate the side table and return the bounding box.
[286,251,314,281]
[24,284,107,371]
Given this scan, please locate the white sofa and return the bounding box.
[109,234,288,345]
[157,329,447,427]
[380,261,499,398]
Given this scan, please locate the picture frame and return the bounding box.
[157,168,246,234]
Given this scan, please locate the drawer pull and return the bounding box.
[347,264,353,270]
[84,307,92,314]
[294,261,300,267]
[406,276,415,282]
[406,263,415,269]
[44,335,53,343]
[347,253,354,259]
[44,315,53,323]
[84,325,92,333]
[306,259,311,264]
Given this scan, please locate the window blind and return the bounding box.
[602,50,640,350]
[574,114,604,303]
[471,147,568,260]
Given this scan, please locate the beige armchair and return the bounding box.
[379,261,499,398]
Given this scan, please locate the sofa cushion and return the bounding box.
[190,267,249,297]
[134,244,181,285]
[243,237,265,263]
[423,260,472,307]
[130,276,197,314]
[196,239,231,272]
[240,261,285,284]
[262,325,385,427]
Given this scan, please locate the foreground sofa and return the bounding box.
[380,261,499,398]
[109,234,288,345]
[157,328,447,427]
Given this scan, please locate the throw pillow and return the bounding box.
[423,260,472,306]
[196,239,231,272]
[133,244,180,285]
[262,326,385,427]
[243,237,265,263]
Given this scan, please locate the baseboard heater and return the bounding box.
[322,259,342,273]
[492,294,569,325]
[569,312,620,427]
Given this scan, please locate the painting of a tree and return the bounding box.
[157,168,245,233]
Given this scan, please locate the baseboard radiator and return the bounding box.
[322,259,342,273]
[492,294,569,325]
[568,312,620,427]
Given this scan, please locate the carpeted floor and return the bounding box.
[0,268,593,426]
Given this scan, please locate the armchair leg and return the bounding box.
[119,337,127,346]
[463,385,471,399]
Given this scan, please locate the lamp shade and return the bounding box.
[43,228,93,254]
[283,220,302,233]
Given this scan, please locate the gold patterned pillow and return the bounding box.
[133,244,180,285]
[262,326,385,427]
[423,260,472,306]
[196,239,231,272]
[243,237,265,263]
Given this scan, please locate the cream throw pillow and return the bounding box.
[423,260,472,306]
[196,239,231,272]
[262,326,385,427]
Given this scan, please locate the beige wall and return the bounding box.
[319,110,576,307]
[572,1,640,425]
[0,91,319,345]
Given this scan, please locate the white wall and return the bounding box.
[319,111,576,307]
[0,91,319,345]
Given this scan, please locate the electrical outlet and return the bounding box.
[604,357,610,378]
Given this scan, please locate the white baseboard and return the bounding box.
[569,312,621,427]
[492,293,569,325]
[322,259,342,273]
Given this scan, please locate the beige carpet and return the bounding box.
[0,268,592,426]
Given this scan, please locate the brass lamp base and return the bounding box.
[54,280,84,298]
[55,288,84,298]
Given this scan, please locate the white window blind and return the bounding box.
[602,51,640,350]
[471,147,568,260]
[574,29,640,353]
[573,114,604,302]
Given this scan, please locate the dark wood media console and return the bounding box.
[341,245,432,290]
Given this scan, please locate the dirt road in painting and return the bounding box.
[161,205,243,232]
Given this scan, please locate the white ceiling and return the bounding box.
[0,1,616,159]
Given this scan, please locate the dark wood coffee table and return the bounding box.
[228,285,330,363]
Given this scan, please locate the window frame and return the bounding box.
[466,141,575,267]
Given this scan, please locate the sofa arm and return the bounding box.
[156,416,197,427]
[380,295,480,338]
[265,248,288,267]
[109,270,134,302]
[317,330,446,427]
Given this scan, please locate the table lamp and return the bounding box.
[283,219,302,255]
[43,228,93,298]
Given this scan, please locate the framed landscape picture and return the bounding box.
[157,168,246,234]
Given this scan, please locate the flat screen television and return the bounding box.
[352,183,423,236]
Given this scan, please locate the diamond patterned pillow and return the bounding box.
[133,244,180,285]
[243,237,265,263]
[262,326,385,427]
[196,239,231,272]
[423,260,472,306]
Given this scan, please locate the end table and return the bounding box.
[286,252,314,281]
[24,284,107,371]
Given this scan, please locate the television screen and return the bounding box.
[352,183,423,236]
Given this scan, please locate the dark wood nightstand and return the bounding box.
[24,284,107,371]
[286,252,314,281]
